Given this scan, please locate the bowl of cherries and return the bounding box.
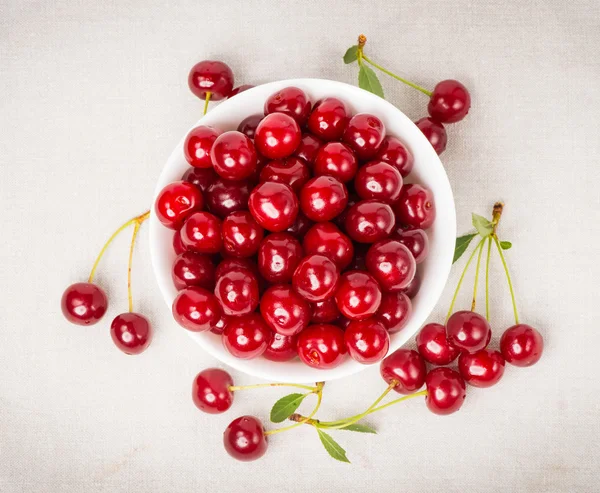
[149,78,456,383]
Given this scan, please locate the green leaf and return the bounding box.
[472,213,493,238]
[453,233,477,264]
[500,241,512,250]
[317,429,350,463]
[343,45,358,64]
[270,393,307,423]
[358,65,384,98]
[338,423,377,434]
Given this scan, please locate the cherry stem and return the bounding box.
[127,221,142,312]
[264,383,324,436]
[485,237,492,320]
[203,92,211,115]
[471,240,485,312]
[360,54,432,97]
[228,382,320,392]
[493,235,520,324]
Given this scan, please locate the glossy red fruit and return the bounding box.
[206,178,251,219]
[259,157,311,193]
[345,319,390,364]
[428,80,471,123]
[380,349,427,394]
[294,133,323,166]
[257,232,303,283]
[237,114,263,139]
[184,126,222,168]
[192,368,234,414]
[210,313,231,335]
[354,161,403,204]
[182,167,218,194]
[221,211,264,258]
[335,271,382,320]
[310,297,340,323]
[446,310,491,354]
[292,254,339,302]
[155,181,204,230]
[344,200,395,243]
[61,282,108,326]
[173,230,187,255]
[285,212,313,238]
[210,131,257,181]
[303,222,354,270]
[414,117,447,155]
[264,86,311,125]
[297,324,347,369]
[172,251,216,290]
[108,313,150,355]
[393,228,429,264]
[307,97,348,141]
[425,367,467,415]
[458,349,505,388]
[366,239,416,291]
[394,184,436,230]
[172,287,222,332]
[300,175,348,222]
[263,332,298,362]
[500,324,544,367]
[222,314,271,359]
[402,275,421,299]
[180,211,222,253]
[313,142,358,183]
[215,268,259,316]
[188,60,234,100]
[260,284,310,336]
[376,292,412,334]
[228,84,254,98]
[249,182,299,232]
[416,322,460,365]
[376,136,414,177]
[223,416,267,462]
[343,113,386,160]
[216,257,259,279]
[254,113,301,159]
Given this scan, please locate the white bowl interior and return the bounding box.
[149,78,456,383]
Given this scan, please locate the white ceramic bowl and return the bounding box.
[150,78,455,383]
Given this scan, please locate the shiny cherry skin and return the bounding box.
[414,117,447,155]
[172,251,216,290]
[292,254,339,302]
[182,167,218,194]
[259,157,311,193]
[223,416,267,462]
[237,114,263,140]
[345,319,390,364]
[228,84,254,98]
[184,126,222,168]
[221,211,264,258]
[416,323,460,365]
[216,257,259,279]
[257,232,303,283]
[155,181,204,230]
[458,349,505,388]
[210,131,257,181]
[210,313,231,335]
[376,291,412,333]
[61,282,108,326]
[188,60,234,100]
[192,368,234,414]
[343,113,386,160]
[366,239,416,291]
[402,275,421,299]
[254,112,301,160]
[303,222,354,270]
[376,136,414,177]
[300,175,348,222]
[110,313,152,355]
[344,200,395,243]
[425,367,467,415]
[285,211,313,238]
[214,268,259,316]
[172,287,222,332]
[180,211,222,253]
[260,284,310,336]
[393,228,429,264]
[310,297,340,323]
[313,142,358,183]
[500,324,544,367]
[264,86,311,125]
[297,324,347,369]
[333,193,358,232]
[446,310,491,354]
[335,271,382,320]
[249,181,298,232]
[263,332,298,362]
[172,230,187,255]
[307,97,348,141]
[354,161,403,204]
[206,178,251,219]
[222,313,271,359]
[428,79,471,123]
[294,133,323,166]
[394,184,436,230]
[380,349,427,394]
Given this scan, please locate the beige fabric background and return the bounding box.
[1,1,599,491]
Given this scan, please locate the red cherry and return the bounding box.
[223,416,267,462]
[61,282,108,326]
[380,349,427,394]
[155,181,203,230]
[393,228,429,264]
[172,287,222,332]
[188,60,234,101]
[346,242,369,271]
[428,80,471,123]
[343,113,386,160]
[375,136,414,177]
[222,211,264,258]
[292,254,339,302]
[228,84,254,98]
[260,284,310,336]
[458,349,505,388]
[393,184,436,230]
[300,175,348,222]
[210,313,231,335]
[172,230,187,255]
[354,161,403,204]
[285,211,314,239]
[237,114,263,139]
[297,324,347,369]
[110,313,152,355]
[254,113,301,159]
[416,322,460,365]
[333,193,359,232]
[210,131,257,181]
[222,313,271,359]
[257,232,303,283]
[402,275,421,299]
[376,291,412,334]
[182,167,218,194]
[180,211,222,253]
[446,310,491,354]
[344,199,395,243]
[184,126,222,168]
[313,142,358,183]
[172,251,216,290]
[310,297,340,323]
[335,271,382,320]
[414,117,447,155]
[500,324,544,367]
[192,368,234,414]
[264,86,311,125]
[345,319,390,364]
[206,178,251,219]
[303,222,354,270]
[259,157,311,193]
[366,239,416,291]
[264,332,299,362]
[294,133,323,166]
[307,97,348,141]
[216,257,259,279]
[214,268,259,316]
[249,181,299,232]
[425,367,466,415]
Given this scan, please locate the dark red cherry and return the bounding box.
[223,416,267,461]
[216,257,259,279]
[366,239,416,291]
[188,60,234,100]
[172,287,222,332]
[210,131,257,181]
[343,113,386,160]
[458,349,505,388]
[425,367,466,415]
[303,222,354,270]
[214,268,260,316]
[260,284,310,336]
[222,313,271,359]
[376,136,414,177]
[313,142,358,183]
[354,161,403,204]
[249,182,299,232]
[228,84,254,98]
[393,228,429,264]
[335,270,382,320]
[446,310,491,354]
[345,319,390,364]
[307,97,348,141]
[237,114,263,139]
[263,332,299,362]
[402,275,421,299]
[180,211,222,254]
[344,200,395,243]
[416,323,460,365]
[292,254,339,302]
[414,117,447,155]
[376,291,412,334]
[297,324,347,369]
[206,178,252,219]
[259,157,311,193]
[264,86,311,125]
[285,212,314,239]
[393,184,436,230]
[299,175,348,222]
[172,229,187,255]
[110,313,152,355]
[380,349,427,394]
[254,113,301,159]
[155,181,204,230]
[184,126,222,168]
[172,251,216,290]
[257,232,303,283]
[310,297,340,323]
[428,80,471,123]
[182,167,218,194]
[222,211,264,258]
[61,282,108,326]
[210,313,232,335]
[500,324,544,367]
[192,368,234,414]
[294,133,323,166]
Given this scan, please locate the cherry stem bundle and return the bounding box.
[493,235,520,324]
[485,237,492,320]
[264,382,325,436]
[471,240,485,311]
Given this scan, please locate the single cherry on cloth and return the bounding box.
[172,287,222,332]
[222,211,264,258]
[285,212,313,239]
[210,131,257,181]
[310,297,340,324]
[155,181,204,230]
[500,324,544,367]
[345,319,390,364]
[260,284,310,336]
[254,113,301,159]
[343,113,386,160]
[376,291,412,334]
[335,271,382,320]
[393,184,436,230]
[344,200,395,243]
[380,349,427,394]
[414,117,447,155]
[446,310,491,354]
[110,313,151,355]
[257,232,303,283]
[428,79,471,124]
[416,322,460,365]
[313,142,358,183]
[188,60,234,100]
[206,178,251,219]
[393,228,430,264]
[458,349,505,388]
[264,86,311,125]
[366,239,416,291]
[184,126,222,168]
[214,268,259,316]
[297,324,347,369]
[249,181,299,232]
[425,367,467,415]
[237,114,263,139]
[307,97,349,141]
[180,211,222,253]
[228,84,254,98]
[223,416,267,462]
[172,251,216,290]
[61,282,108,326]
[263,332,298,362]
[292,254,339,302]
[294,133,323,166]
[259,157,311,193]
[300,175,348,222]
[182,167,217,194]
[376,136,414,177]
[303,222,354,270]
[354,161,403,204]
[172,230,187,255]
[192,368,234,414]
[222,313,271,359]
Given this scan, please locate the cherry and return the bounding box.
[222,211,264,258]
[210,313,231,335]
[223,416,267,462]
[228,84,254,98]
[172,251,216,290]
[414,117,447,155]
[307,97,348,141]
[172,230,187,255]
[346,242,369,271]
[500,324,544,367]
[294,133,323,166]
[333,193,358,232]
[297,324,347,369]
[292,254,339,302]
[344,200,395,243]
[428,80,471,123]
[263,332,299,362]
[458,349,505,388]
[180,211,222,254]
[303,222,354,270]
[376,136,414,177]
[393,228,429,264]
[188,60,234,101]
[264,86,311,125]
[206,178,251,219]
[366,239,416,291]
[61,282,108,326]
[172,287,222,332]
[345,319,390,364]
[254,113,301,159]
[182,167,217,194]
[222,313,271,359]
[310,297,340,323]
[257,232,303,283]
[380,349,427,394]
[260,284,310,336]
[216,257,259,279]
[402,275,421,299]
[237,114,263,139]
[313,142,358,183]
[110,313,152,355]
[259,157,311,193]
[214,267,259,316]
[376,291,412,334]
[354,161,403,204]
[155,181,203,230]
[446,310,491,354]
[416,323,460,365]
[425,367,467,415]
[285,212,314,239]
[343,113,386,160]
[249,182,299,232]
[192,368,234,414]
[210,131,257,181]
[335,271,382,320]
[393,184,436,230]
[184,126,222,168]
[300,175,348,222]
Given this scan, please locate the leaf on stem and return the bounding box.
[472,213,494,238]
[500,241,512,250]
[270,393,307,423]
[343,45,359,64]
[317,429,350,463]
[358,65,385,98]
[338,423,377,434]
[453,233,477,264]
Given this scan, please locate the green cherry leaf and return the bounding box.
[453,233,477,264]
[317,429,350,463]
[270,393,307,423]
[500,241,512,250]
[343,45,359,64]
[358,65,385,98]
[472,213,494,238]
[338,423,377,434]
